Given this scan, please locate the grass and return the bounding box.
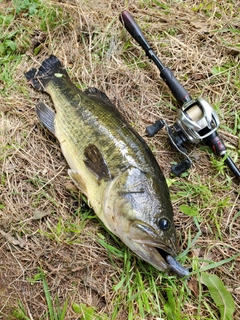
[0,0,239,319]
[13,269,68,320]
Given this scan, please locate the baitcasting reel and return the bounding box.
[146,97,220,176]
[120,11,240,179]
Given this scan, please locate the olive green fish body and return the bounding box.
[25,55,188,276]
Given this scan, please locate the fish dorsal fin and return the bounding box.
[68,169,87,195]
[36,101,55,135]
[84,87,115,108]
[84,144,111,181]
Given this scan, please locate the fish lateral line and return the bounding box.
[119,190,145,195]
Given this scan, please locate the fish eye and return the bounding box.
[158,218,171,231]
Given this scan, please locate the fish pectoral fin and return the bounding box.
[68,169,88,195]
[84,87,115,108]
[36,101,55,135]
[84,144,111,181]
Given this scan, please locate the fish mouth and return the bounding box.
[136,243,189,278]
[155,246,172,263]
[128,221,189,277]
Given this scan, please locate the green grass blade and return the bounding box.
[201,272,235,320]
[190,252,240,275]
[42,276,55,320]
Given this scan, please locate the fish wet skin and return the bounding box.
[25,55,189,277]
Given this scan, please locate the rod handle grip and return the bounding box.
[160,68,191,105]
[120,10,151,52]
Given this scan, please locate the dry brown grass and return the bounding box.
[0,0,239,319]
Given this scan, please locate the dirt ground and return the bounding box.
[0,0,240,319]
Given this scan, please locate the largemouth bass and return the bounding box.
[25,55,189,277]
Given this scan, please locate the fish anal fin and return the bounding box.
[84,144,111,181]
[36,102,55,135]
[68,169,88,195]
[84,87,115,108]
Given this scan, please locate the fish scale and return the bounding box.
[25,55,189,277]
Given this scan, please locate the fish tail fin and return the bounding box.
[24,55,68,92]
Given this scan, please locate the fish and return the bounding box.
[25,55,189,277]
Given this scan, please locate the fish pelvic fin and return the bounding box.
[24,55,68,92]
[84,144,111,181]
[68,169,88,195]
[36,102,56,135]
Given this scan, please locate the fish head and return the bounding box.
[103,167,186,276]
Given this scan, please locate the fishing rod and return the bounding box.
[120,10,240,180]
